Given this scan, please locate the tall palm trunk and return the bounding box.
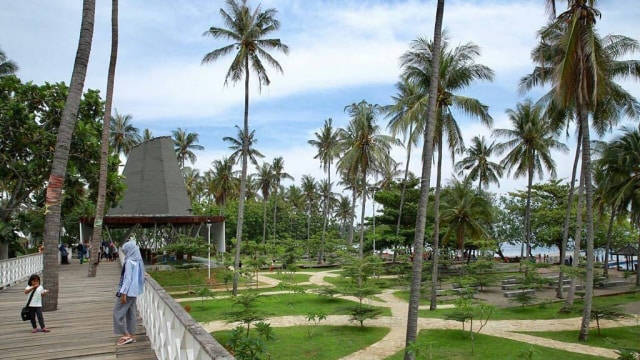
[319,165,331,264]
[521,160,534,273]
[565,167,584,308]
[429,139,443,310]
[557,128,582,298]
[307,202,311,256]
[602,206,615,278]
[272,185,279,245]
[404,1,444,358]
[578,102,596,341]
[262,198,268,244]
[348,186,357,247]
[395,123,414,258]
[358,183,367,258]
[43,0,95,311]
[232,56,250,296]
[89,0,118,277]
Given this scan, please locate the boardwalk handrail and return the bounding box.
[0,253,43,289]
[138,275,234,360]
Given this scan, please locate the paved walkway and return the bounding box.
[183,269,639,360]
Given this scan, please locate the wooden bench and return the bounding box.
[597,280,627,288]
[504,289,535,298]
[502,277,519,285]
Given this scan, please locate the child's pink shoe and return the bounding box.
[31,328,38,333]
[41,328,50,332]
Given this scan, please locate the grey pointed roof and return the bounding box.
[107,136,192,216]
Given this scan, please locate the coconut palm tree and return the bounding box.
[142,128,153,142]
[172,128,204,169]
[404,2,444,356]
[210,157,239,215]
[318,178,337,262]
[401,33,494,313]
[202,0,288,296]
[88,0,119,278]
[338,100,399,258]
[110,110,141,156]
[42,0,95,310]
[0,48,18,76]
[182,167,201,203]
[522,5,640,306]
[386,79,424,241]
[596,127,640,286]
[254,162,273,244]
[308,118,340,263]
[455,135,503,191]
[300,174,318,256]
[223,125,264,168]
[335,195,353,240]
[493,100,568,263]
[271,156,293,245]
[440,177,493,251]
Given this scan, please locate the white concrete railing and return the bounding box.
[118,255,233,359]
[0,253,43,289]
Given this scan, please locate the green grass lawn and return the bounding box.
[214,325,389,360]
[185,293,391,322]
[519,326,640,352]
[418,291,640,320]
[385,329,606,360]
[262,272,312,284]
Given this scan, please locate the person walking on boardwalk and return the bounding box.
[113,241,145,345]
[24,274,50,333]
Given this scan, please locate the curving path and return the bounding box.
[186,269,639,360]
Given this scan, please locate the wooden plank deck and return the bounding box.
[0,260,157,359]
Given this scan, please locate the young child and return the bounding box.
[24,274,50,333]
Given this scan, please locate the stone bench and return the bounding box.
[502,278,519,285]
[597,280,627,288]
[502,283,521,290]
[503,289,535,298]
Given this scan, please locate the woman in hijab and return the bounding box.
[113,241,145,345]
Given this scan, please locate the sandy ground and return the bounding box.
[177,267,639,359]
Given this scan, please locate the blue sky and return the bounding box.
[2,0,639,211]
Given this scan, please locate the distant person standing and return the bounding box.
[58,244,69,264]
[77,242,85,264]
[113,241,145,346]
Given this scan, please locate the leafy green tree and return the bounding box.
[270,156,293,245]
[209,157,239,215]
[202,0,289,296]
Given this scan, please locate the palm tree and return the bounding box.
[88,0,118,278]
[172,128,204,169]
[440,177,493,251]
[110,110,141,156]
[401,33,494,312]
[318,178,337,262]
[386,79,424,242]
[223,125,264,168]
[42,0,95,310]
[270,156,293,245]
[210,157,239,215]
[202,0,288,296]
[142,128,153,142]
[254,162,273,244]
[455,135,503,191]
[338,100,399,258]
[404,2,445,357]
[335,195,353,240]
[308,118,340,263]
[300,174,318,256]
[0,48,18,76]
[182,167,201,203]
[493,100,567,263]
[597,127,640,286]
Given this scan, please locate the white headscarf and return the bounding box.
[121,241,145,293]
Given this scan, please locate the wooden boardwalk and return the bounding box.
[0,259,157,359]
